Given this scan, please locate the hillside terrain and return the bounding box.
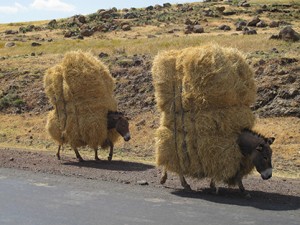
[0,0,299,189]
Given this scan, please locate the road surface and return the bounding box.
[0,168,299,225]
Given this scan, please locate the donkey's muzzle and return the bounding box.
[123,133,131,142]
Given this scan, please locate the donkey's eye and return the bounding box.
[264,157,268,161]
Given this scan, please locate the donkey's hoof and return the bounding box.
[183,185,192,192]
[160,175,167,184]
[107,156,112,161]
[78,157,84,162]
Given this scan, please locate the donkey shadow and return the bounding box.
[171,187,300,211]
[63,160,154,172]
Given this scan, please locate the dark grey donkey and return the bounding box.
[161,129,275,197]
[56,111,130,161]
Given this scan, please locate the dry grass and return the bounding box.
[0,113,298,178]
[1,34,298,59]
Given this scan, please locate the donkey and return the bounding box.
[56,111,130,162]
[160,129,275,196]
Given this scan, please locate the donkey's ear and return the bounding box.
[266,137,275,145]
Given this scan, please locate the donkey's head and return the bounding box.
[238,129,275,180]
[108,111,131,142]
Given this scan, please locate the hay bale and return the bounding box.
[44,50,119,150]
[178,45,256,109]
[152,44,257,184]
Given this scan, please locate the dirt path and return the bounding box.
[0,147,299,205]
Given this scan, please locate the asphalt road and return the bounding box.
[0,168,299,225]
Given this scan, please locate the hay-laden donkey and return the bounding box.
[55,111,130,162]
[160,129,275,195]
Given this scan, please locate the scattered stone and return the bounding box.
[243,27,257,35]
[222,10,236,16]
[269,21,279,28]
[247,17,261,26]
[80,29,93,37]
[48,19,57,28]
[137,180,149,185]
[219,25,231,31]
[5,42,15,48]
[256,21,267,28]
[99,52,109,58]
[5,30,18,35]
[279,27,300,42]
[64,30,75,38]
[163,3,172,8]
[31,42,41,46]
[146,6,154,10]
[216,6,225,13]
[193,25,204,33]
[122,24,131,31]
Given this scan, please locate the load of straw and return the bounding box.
[44,51,119,150]
[152,44,257,183]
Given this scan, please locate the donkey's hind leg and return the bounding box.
[179,173,191,191]
[160,167,168,184]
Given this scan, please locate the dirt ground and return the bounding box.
[0,147,299,207]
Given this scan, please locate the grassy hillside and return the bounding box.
[0,0,299,178]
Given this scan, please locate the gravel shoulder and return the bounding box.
[0,147,299,209]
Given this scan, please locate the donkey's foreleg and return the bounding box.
[179,173,191,191]
[160,167,168,184]
[107,140,114,161]
[238,179,251,198]
[72,147,84,162]
[94,147,100,161]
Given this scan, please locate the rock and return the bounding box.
[122,24,131,31]
[247,17,261,26]
[146,6,154,10]
[64,30,75,38]
[137,180,149,185]
[240,1,250,7]
[243,27,257,35]
[48,19,57,28]
[219,25,231,31]
[124,12,138,19]
[278,27,300,42]
[31,42,41,46]
[222,10,236,16]
[256,21,267,28]
[99,52,109,58]
[5,42,15,48]
[269,21,279,28]
[5,30,18,35]
[77,15,86,23]
[193,25,204,33]
[163,3,172,8]
[80,29,94,37]
[216,6,225,13]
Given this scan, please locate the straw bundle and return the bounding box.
[153,44,257,184]
[44,51,119,150]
